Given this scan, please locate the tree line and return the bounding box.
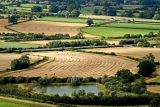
[0,33,85,41]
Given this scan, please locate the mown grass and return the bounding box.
[40,17,105,24]
[0,42,39,48]
[82,22,160,37]
[102,22,160,30]
[0,97,54,107]
[82,26,159,37]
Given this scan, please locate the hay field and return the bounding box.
[147,85,160,93]
[0,53,40,71]
[1,51,137,78]
[8,21,86,35]
[0,19,14,33]
[82,47,160,61]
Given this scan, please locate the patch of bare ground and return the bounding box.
[0,51,137,78]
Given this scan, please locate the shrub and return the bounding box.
[11,55,30,70]
[137,59,156,77]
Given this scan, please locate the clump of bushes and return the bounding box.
[11,55,30,70]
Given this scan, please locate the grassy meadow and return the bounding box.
[82,22,160,37]
[0,41,39,48]
[0,97,54,107]
[40,17,105,24]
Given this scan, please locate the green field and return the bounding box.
[150,76,160,83]
[103,22,160,30]
[80,6,103,15]
[0,42,39,48]
[40,17,104,24]
[82,22,160,37]
[0,97,54,107]
[5,3,49,12]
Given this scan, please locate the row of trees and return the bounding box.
[0,33,85,41]
[45,39,108,48]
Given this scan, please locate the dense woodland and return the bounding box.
[0,0,160,19]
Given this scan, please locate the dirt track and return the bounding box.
[1,51,137,78]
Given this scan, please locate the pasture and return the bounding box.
[8,21,86,35]
[82,22,160,37]
[40,17,104,24]
[82,27,159,37]
[0,96,54,107]
[0,41,39,48]
[1,51,137,78]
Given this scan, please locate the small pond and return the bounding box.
[33,84,100,96]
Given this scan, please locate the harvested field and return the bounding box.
[1,51,137,78]
[0,19,14,33]
[8,21,86,35]
[0,53,40,71]
[82,47,160,61]
[147,85,160,93]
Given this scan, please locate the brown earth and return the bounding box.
[0,51,137,78]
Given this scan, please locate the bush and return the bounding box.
[116,69,134,83]
[11,55,30,70]
[137,59,156,77]
[70,77,81,86]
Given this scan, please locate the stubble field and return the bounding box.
[0,51,137,78]
[0,53,41,71]
[8,21,86,35]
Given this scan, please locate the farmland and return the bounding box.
[40,17,104,24]
[82,22,160,37]
[0,0,160,106]
[82,47,160,61]
[0,53,40,71]
[0,51,137,78]
[0,96,54,107]
[8,21,86,35]
[0,41,39,48]
[0,19,14,33]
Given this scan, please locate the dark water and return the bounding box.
[33,84,100,96]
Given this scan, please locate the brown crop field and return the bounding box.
[147,85,160,93]
[0,19,14,33]
[0,53,41,71]
[0,51,137,78]
[82,47,160,61]
[8,21,86,35]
